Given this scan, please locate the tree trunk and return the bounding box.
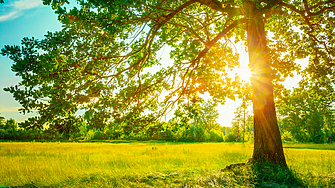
[243,107,245,144]
[245,2,287,167]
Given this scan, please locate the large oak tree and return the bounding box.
[2,0,335,166]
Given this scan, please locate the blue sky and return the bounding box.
[0,0,307,126]
[0,0,62,122]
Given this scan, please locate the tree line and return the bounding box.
[0,99,226,142]
[277,81,335,143]
[2,78,334,144]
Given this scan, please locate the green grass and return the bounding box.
[0,142,334,187]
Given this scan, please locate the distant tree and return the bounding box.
[0,114,6,139]
[0,114,5,127]
[2,0,335,166]
[4,118,18,131]
[231,101,253,143]
[197,99,221,132]
[173,97,221,132]
[277,80,335,143]
[231,119,240,141]
[221,126,232,136]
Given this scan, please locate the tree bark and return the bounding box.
[245,1,287,167]
[243,107,245,144]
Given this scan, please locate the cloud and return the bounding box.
[0,0,42,22]
[0,11,18,21]
[0,105,21,112]
[14,0,41,10]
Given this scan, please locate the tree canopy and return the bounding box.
[2,0,335,166]
[277,78,335,143]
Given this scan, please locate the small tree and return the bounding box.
[231,101,252,143]
[3,118,18,131]
[0,114,5,128]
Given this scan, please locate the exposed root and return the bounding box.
[221,162,246,172]
[221,158,252,172]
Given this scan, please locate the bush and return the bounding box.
[208,129,224,142]
[311,130,325,144]
[281,131,296,142]
[93,130,106,140]
[224,133,238,142]
[193,126,206,142]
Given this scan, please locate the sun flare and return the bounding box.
[236,66,252,81]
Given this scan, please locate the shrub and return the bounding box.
[225,133,238,142]
[281,131,296,142]
[208,129,224,142]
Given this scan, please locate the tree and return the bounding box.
[277,79,335,143]
[198,99,221,132]
[171,97,220,130]
[231,101,252,144]
[0,114,5,129]
[4,118,18,131]
[178,97,221,132]
[2,0,335,167]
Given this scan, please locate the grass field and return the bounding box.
[1,141,334,187]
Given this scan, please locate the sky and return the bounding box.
[0,0,308,127]
[0,0,61,122]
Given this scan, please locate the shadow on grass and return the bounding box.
[6,183,38,188]
[282,142,335,151]
[217,161,304,187]
[283,145,335,151]
[250,163,304,187]
[16,167,334,187]
[54,166,305,187]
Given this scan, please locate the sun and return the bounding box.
[227,66,252,82]
[234,52,252,82]
[236,66,252,81]
[227,52,252,82]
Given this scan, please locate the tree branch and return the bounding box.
[193,18,245,63]
[281,1,333,57]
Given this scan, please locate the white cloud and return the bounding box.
[0,11,19,22]
[0,0,42,22]
[14,0,41,10]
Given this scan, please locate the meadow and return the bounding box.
[1,141,334,187]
